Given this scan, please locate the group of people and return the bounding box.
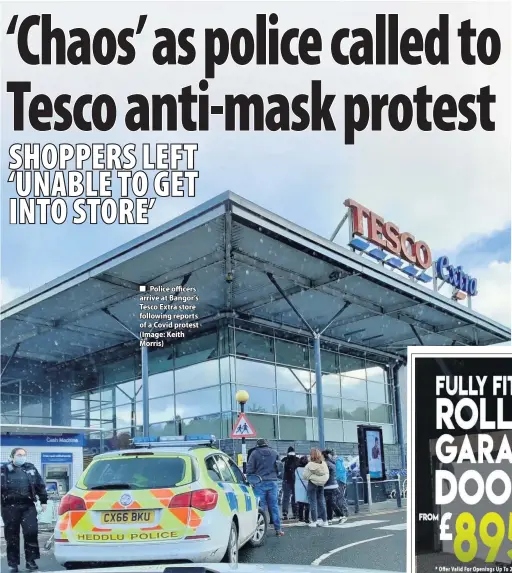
[282,445,349,527]
[246,439,349,536]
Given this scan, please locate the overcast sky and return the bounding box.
[1,1,510,329]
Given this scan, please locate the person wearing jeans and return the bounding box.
[254,480,281,533]
[323,450,344,524]
[303,448,329,527]
[335,453,349,520]
[246,438,284,537]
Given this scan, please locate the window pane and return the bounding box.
[369,403,393,424]
[325,419,344,442]
[214,455,235,483]
[367,382,388,404]
[115,381,135,405]
[221,384,232,412]
[276,366,310,391]
[343,399,368,422]
[149,421,177,437]
[221,412,235,439]
[175,387,221,418]
[114,404,134,427]
[175,332,218,369]
[135,401,143,426]
[149,396,175,424]
[21,395,51,418]
[21,416,46,424]
[366,364,387,383]
[312,373,340,397]
[248,413,276,439]
[313,396,341,419]
[219,357,233,384]
[219,326,230,356]
[235,386,277,414]
[235,330,274,362]
[181,414,221,437]
[103,356,137,385]
[341,376,367,401]
[1,394,19,416]
[343,421,359,443]
[227,458,246,484]
[83,457,189,489]
[279,416,308,441]
[100,408,113,423]
[321,349,338,374]
[205,456,223,481]
[175,360,219,393]
[382,424,395,444]
[148,371,174,398]
[234,359,275,388]
[2,381,19,394]
[339,354,366,379]
[148,346,173,375]
[275,339,309,369]
[278,390,309,417]
[101,389,114,405]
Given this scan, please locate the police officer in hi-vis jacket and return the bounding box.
[1,448,48,573]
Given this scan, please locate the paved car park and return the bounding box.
[2,509,407,572]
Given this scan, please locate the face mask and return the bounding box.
[13,456,26,466]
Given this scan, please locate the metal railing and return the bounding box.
[366,474,403,510]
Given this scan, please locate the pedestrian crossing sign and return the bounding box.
[230,413,257,438]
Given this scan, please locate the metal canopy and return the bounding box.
[1,192,509,373]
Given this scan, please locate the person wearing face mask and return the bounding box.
[0,448,48,572]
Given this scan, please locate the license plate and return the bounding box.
[100,510,155,524]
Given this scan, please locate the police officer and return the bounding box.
[1,448,48,573]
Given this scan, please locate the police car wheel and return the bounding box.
[222,522,239,564]
[247,509,267,548]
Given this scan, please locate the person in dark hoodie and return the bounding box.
[246,438,284,537]
[281,446,298,520]
[1,448,48,573]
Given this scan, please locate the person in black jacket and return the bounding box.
[322,449,344,524]
[281,446,298,520]
[1,448,48,573]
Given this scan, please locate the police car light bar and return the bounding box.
[132,435,216,447]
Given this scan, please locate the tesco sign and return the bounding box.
[436,256,478,296]
[344,199,432,270]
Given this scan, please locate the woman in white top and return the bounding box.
[303,448,329,527]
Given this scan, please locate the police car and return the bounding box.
[54,435,267,568]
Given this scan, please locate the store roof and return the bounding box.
[1,192,509,372]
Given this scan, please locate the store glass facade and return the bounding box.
[67,320,396,446]
[1,380,52,425]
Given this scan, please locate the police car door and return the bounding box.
[213,455,251,543]
[225,456,257,539]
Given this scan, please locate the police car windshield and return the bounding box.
[82,457,187,490]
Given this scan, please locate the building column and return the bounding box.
[51,373,73,426]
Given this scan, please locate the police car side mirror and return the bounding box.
[247,474,262,486]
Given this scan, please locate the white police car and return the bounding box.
[53,436,267,567]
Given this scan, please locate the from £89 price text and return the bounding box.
[440,512,512,563]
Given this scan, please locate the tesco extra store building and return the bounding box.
[1,193,509,471]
